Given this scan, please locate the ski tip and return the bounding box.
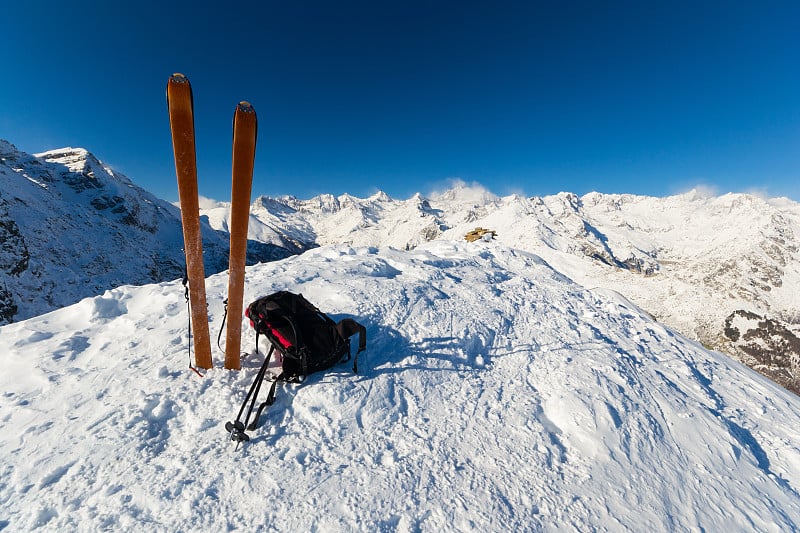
[170,73,189,84]
[167,73,193,109]
[237,101,256,114]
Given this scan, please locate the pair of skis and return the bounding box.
[167,73,256,371]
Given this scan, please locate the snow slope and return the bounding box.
[2,241,799,531]
[216,184,800,392]
[213,185,800,342]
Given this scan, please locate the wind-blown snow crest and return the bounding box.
[1,241,799,531]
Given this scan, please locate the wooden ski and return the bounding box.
[167,73,213,370]
[224,101,257,370]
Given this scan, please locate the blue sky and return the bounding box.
[2,1,798,202]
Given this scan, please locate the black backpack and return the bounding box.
[226,291,366,446]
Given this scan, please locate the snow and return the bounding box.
[2,241,800,531]
[0,141,287,325]
[216,187,799,368]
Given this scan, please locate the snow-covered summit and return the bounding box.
[0,139,18,157]
[33,146,137,190]
[2,241,799,530]
[0,141,291,325]
[368,189,393,203]
[429,180,500,206]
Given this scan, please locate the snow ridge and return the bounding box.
[1,242,799,530]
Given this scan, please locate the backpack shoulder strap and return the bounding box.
[336,318,367,373]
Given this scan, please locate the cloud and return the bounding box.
[427,178,499,202]
[499,184,528,198]
[172,195,226,210]
[668,182,720,199]
[689,184,719,198]
[198,195,226,209]
[742,186,770,200]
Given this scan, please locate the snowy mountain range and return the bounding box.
[2,139,798,394]
[3,137,799,394]
[202,184,800,394]
[0,140,291,324]
[2,140,800,529]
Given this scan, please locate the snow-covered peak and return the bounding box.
[35,145,89,159]
[34,146,133,188]
[2,242,799,530]
[306,193,341,213]
[35,146,93,172]
[205,185,800,392]
[337,192,360,207]
[368,189,393,203]
[581,190,647,209]
[430,180,499,206]
[0,139,20,158]
[0,142,290,325]
[253,194,295,213]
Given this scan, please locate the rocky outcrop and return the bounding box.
[724,310,800,394]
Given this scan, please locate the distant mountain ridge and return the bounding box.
[0,140,291,324]
[2,138,798,393]
[202,183,800,392]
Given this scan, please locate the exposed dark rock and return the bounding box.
[0,282,17,323]
[724,310,800,393]
[0,209,29,276]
